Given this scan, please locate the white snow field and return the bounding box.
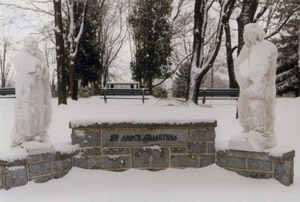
[0,97,299,202]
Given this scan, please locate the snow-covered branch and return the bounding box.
[265,5,300,39]
[276,68,296,84]
[67,0,87,58]
[153,52,193,87]
[0,2,53,16]
[187,0,236,103]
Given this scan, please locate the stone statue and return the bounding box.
[229,23,278,151]
[11,36,52,147]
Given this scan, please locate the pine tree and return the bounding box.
[77,2,101,87]
[172,62,190,98]
[128,0,172,94]
[274,2,300,96]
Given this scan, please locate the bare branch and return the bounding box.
[153,52,192,87]
[253,5,268,23]
[0,2,53,16]
[265,5,300,39]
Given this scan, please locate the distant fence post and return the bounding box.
[142,88,145,104]
[104,88,107,104]
[202,88,206,104]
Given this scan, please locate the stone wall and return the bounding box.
[0,121,295,190]
[0,148,77,190]
[71,122,217,171]
[216,149,295,186]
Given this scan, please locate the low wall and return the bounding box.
[0,144,78,190]
[0,120,295,190]
[70,122,217,170]
[216,149,295,186]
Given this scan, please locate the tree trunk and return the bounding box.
[187,0,236,103]
[53,0,67,105]
[297,22,300,97]
[0,39,8,88]
[69,57,78,100]
[1,63,5,88]
[192,74,201,104]
[186,0,205,103]
[74,69,78,100]
[69,58,75,96]
[148,76,153,95]
[82,77,88,87]
[224,20,239,88]
[67,0,87,101]
[102,68,108,88]
[237,0,258,55]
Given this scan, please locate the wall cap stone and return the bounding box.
[69,121,217,129]
[216,148,295,161]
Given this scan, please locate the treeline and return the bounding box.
[53,0,300,104]
[0,0,299,105]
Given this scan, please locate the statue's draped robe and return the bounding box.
[235,40,278,148]
[11,48,52,146]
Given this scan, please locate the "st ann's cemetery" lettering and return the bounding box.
[109,134,177,143]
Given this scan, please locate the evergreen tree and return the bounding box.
[274,2,300,96]
[128,0,172,94]
[172,62,190,98]
[63,1,101,91]
[77,2,101,87]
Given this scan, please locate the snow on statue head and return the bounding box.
[10,35,52,148]
[243,23,265,46]
[228,23,278,151]
[23,35,39,55]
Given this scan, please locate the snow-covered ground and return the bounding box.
[0,97,299,202]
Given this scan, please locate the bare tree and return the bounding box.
[42,38,57,97]
[96,0,126,89]
[153,0,194,88]
[224,0,300,91]
[0,1,68,103]
[224,4,238,89]
[53,0,68,104]
[0,16,15,88]
[67,0,87,100]
[0,35,12,88]
[0,0,53,16]
[236,0,259,54]
[187,0,236,104]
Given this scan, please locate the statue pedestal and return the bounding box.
[216,147,295,186]
[20,141,55,155]
[0,142,78,190]
[228,131,272,152]
[228,134,255,151]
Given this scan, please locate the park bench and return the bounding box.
[100,88,150,104]
[0,88,16,98]
[198,88,239,104]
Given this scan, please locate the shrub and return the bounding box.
[152,86,168,98]
[172,62,189,98]
[78,86,93,98]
